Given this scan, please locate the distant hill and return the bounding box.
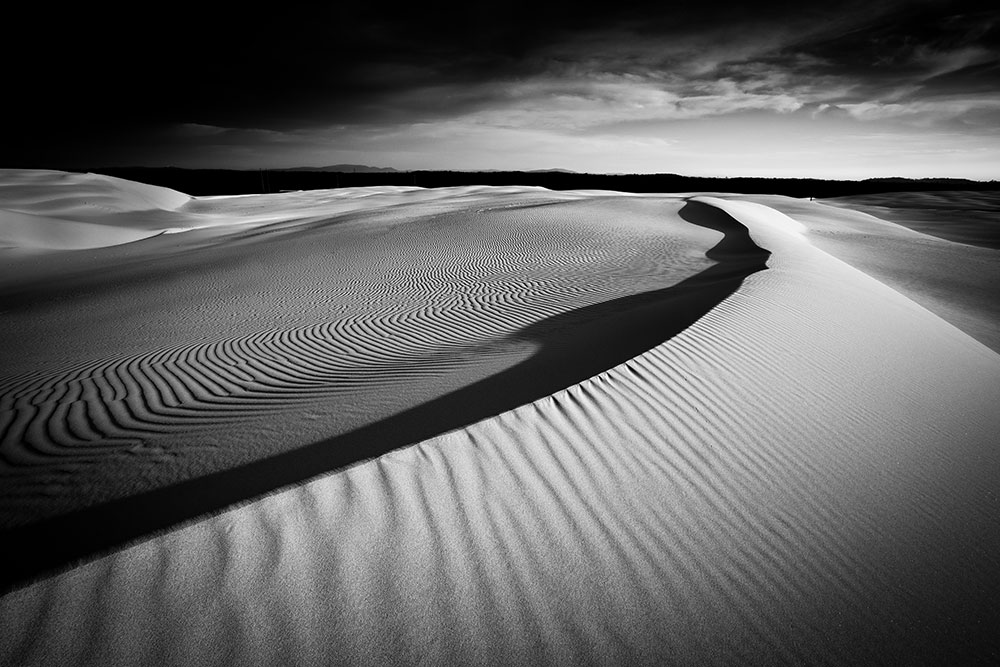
[279,164,398,173]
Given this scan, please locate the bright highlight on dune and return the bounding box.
[2,170,999,664]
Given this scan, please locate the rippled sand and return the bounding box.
[2,172,999,665]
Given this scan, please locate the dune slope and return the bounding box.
[825,190,1000,249]
[0,197,763,586]
[739,193,1000,353]
[1,181,722,534]
[2,187,998,665]
[0,169,191,250]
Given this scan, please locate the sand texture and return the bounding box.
[2,172,999,665]
[747,193,1000,353]
[825,190,1000,250]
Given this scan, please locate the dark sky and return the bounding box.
[5,0,999,177]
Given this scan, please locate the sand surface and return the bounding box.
[825,190,1000,249]
[2,172,999,665]
[738,194,1000,353]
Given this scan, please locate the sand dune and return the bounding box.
[736,194,1000,353]
[0,169,516,251]
[825,190,1000,249]
[0,169,191,250]
[2,174,999,665]
[0,169,190,217]
[0,184,721,530]
[0,208,159,251]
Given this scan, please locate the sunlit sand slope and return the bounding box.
[0,180,719,529]
[0,169,190,250]
[736,193,1000,353]
[3,193,998,665]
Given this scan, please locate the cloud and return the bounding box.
[5,0,998,173]
[172,124,229,138]
[819,95,1000,125]
[401,74,807,135]
[326,1,996,136]
[168,124,297,144]
[912,45,996,78]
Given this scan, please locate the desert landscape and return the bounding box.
[2,168,999,664]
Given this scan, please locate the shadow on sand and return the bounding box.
[1,199,769,593]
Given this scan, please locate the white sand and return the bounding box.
[0,170,189,250]
[825,190,1000,249]
[0,177,718,526]
[2,173,999,665]
[732,193,1000,353]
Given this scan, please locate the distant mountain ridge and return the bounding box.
[279,164,398,173]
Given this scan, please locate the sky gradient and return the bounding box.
[6,0,999,178]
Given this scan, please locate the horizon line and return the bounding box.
[17,165,999,185]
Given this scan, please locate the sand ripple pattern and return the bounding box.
[3,199,999,665]
[0,196,710,520]
[1,317,508,460]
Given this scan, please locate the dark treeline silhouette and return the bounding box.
[86,167,998,198]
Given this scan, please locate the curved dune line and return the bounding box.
[1,198,704,479]
[1,301,536,465]
[0,198,766,590]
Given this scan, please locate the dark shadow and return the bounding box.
[0,200,769,593]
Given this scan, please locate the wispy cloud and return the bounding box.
[6,0,998,176]
[822,96,1000,125]
[329,1,998,135]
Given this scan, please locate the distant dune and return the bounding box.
[825,190,1000,249]
[748,193,1000,353]
[1,171,998,665]
[0,169,190,250]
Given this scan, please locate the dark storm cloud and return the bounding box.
[4,0,998,167]
[788,2,1000,99]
